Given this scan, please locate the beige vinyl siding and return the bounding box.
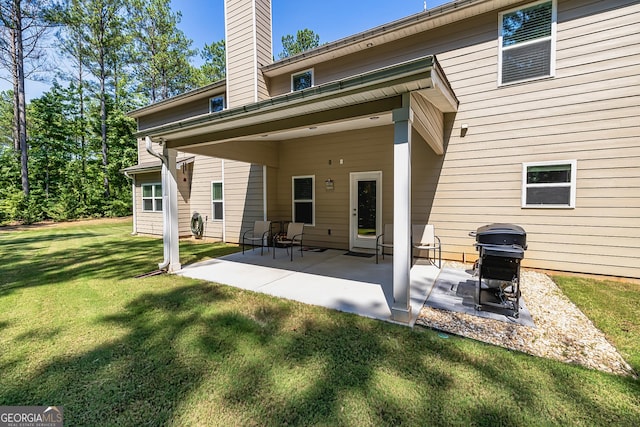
[177,163,192,236]
[137,138,162,164]
[255,0,272,100]
[226,0,260,106]
[137,96,213,132]
[224,160,265,243]
[190,156,224,240]
[187,155,264,243]
[424,0,640,278]
[275,127,395,249]
[134,169,191,237]
[135,173,163,235]
[265,0,640,276]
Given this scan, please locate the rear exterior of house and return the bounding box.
[125,0,640,280]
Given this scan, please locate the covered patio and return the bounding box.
[177,248,440,327]
[139,55,458,324]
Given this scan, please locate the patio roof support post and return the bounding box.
[162,145,181,272]
[391,93,412,323]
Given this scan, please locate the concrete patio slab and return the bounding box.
[176,248,440,326]
[427,267,535,327]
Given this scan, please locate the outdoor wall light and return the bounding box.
[325,178,334,191]
[461,123,468,137]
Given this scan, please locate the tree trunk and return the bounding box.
[78,58,87,204]
[13,0,29,196]
[100,52,109,199]
[10,27,20,152]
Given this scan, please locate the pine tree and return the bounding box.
[129,0,197,102]
[0,0,51,196]
[279,29,321,59]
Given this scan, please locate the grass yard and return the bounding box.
[0,218,638,426]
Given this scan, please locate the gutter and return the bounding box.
[145,136,170,271]
[135,56,435,139]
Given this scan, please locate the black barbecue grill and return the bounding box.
[469,224,527,318]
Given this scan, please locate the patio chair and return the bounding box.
[375,224,394,264]
[242,220,271,256]
[412,224,441,268]
[273,222,305,261]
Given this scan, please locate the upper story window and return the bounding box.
[142,183,162,212]
[211,181,224,220]
[292,175,314,225]
[522,160,576,208]
[499,0,556,85]
[291,69,314,91]
[209,95,225,113]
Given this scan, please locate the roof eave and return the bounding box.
[262,0,524,77]
[136,56,437,141]
[127,80,226,118]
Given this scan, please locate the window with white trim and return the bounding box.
[499,0,556,85]
[291,69,313,91]
[209,95,225,113]
[522,160,576,208]
[211,181,224,220]
[292,176,314,225]
[142,183,162,212]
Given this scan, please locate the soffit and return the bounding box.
[139,56,440,149]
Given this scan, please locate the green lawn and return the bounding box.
[1,219,639,426]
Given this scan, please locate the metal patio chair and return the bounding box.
[242,220,271,256]
[273,222,305,261]
[375,224,394,264]
[412,224,442,268]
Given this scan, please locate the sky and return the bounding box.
[8,0,450,101]
[171,0,449,63]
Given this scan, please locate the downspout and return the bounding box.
[145,136,171,270]
[122,170,137,235]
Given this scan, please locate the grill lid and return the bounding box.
[472,223,527,249]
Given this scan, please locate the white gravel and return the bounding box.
[416,262,636,377]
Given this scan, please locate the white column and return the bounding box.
[391,94,412,323]
[162,146,181,272]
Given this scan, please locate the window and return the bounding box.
[142,183,162,212]
[291,69,313,91]
[211,181,224,220]
[209,95,225,113]
[292,176,314,225]
[522,160,576,208]
[499,0,556,85]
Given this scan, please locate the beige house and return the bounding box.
[125,0,640,318]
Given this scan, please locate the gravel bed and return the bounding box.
[416,262,635,377]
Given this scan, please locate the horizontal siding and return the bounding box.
[130,0,640,278]
[420,0,640,278]
[275,127,395,249]
[226,0,268,107]
[224,160,265,243]
[190,156,224,240]
[137,138,157,164]
[187,156,264,243]
[133,171,190,237]
[134,173,163,236]
[137,96,215,131]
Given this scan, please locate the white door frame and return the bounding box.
[349,171,383,251]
